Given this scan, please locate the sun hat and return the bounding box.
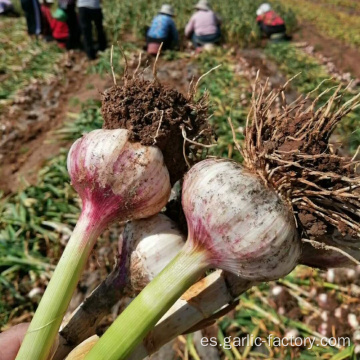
[194,0,210,11]
[256,3,271,16]
[159,4,175,16]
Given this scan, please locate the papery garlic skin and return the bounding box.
[67,129,171,226]
[122,214,186,293]
[182,158,301,281]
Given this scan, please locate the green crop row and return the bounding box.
[265,42,360,153]
[276,0,360,47]
[311,0,360,12]
[0,19,63,105]
[195,50,251,160]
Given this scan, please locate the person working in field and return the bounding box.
[146,4,179,55]
[39,0,69,48]
[78,0,107,60]
[21,0,41,36]
[0,0,19,16]
[58,0,81,50]
[185,0,221,50]
[256,3,287,41]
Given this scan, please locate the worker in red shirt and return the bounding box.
[39,0,69,48]
[256,3,286,39]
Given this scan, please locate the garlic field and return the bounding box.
[0,1,360,359]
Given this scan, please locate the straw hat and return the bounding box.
[159,4,175,16]
[194,0,210,11]
[256,3,271,16]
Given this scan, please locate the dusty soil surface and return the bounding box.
[293,22,360,79]
[143,57,199,95]
[239,48,299,103]
[0,55,113,194]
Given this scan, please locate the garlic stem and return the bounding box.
[53,257,128,360]
[128,271,253,360]
[16,210,105,360]
[85,247,209,360]
[53,214,185,360]
[58,271,252,360]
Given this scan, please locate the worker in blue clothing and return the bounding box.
[146,4,179,55]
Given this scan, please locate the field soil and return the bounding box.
[0,54,112,194]
[294,22,360,79]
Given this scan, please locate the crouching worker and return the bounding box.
[256,3,287,41]
[40,0,69,48]
[146,4,179,55]
[0,0,19,16]
[185,0,221,50]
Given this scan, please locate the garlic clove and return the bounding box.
[123,214,186,293]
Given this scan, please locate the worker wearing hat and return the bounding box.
[185,0,221,49]
[146,4,179,54]
[256,3,287,40]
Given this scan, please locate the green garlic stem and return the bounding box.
[85,247,209,360]
[16,212,103,360]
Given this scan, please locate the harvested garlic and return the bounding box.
[17,129,171,360]
[86,158,301,360]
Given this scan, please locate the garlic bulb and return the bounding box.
[182,158,301,281]
[86,158,301,360]
[123,214,186,293]
[68,129,171,224]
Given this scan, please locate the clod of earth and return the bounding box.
[101,74,213,185]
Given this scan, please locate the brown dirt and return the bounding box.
[0,58,112,194]
[102,74,213,185]
[239,48,299,103]
[142,57,198,95]
[293,22,360,79]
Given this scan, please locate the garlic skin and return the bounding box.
[121,214,186,294]
[182,158,301,281]
[67,129,171,227]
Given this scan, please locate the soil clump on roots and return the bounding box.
[101,70,213,185]
[243,80,360,244]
